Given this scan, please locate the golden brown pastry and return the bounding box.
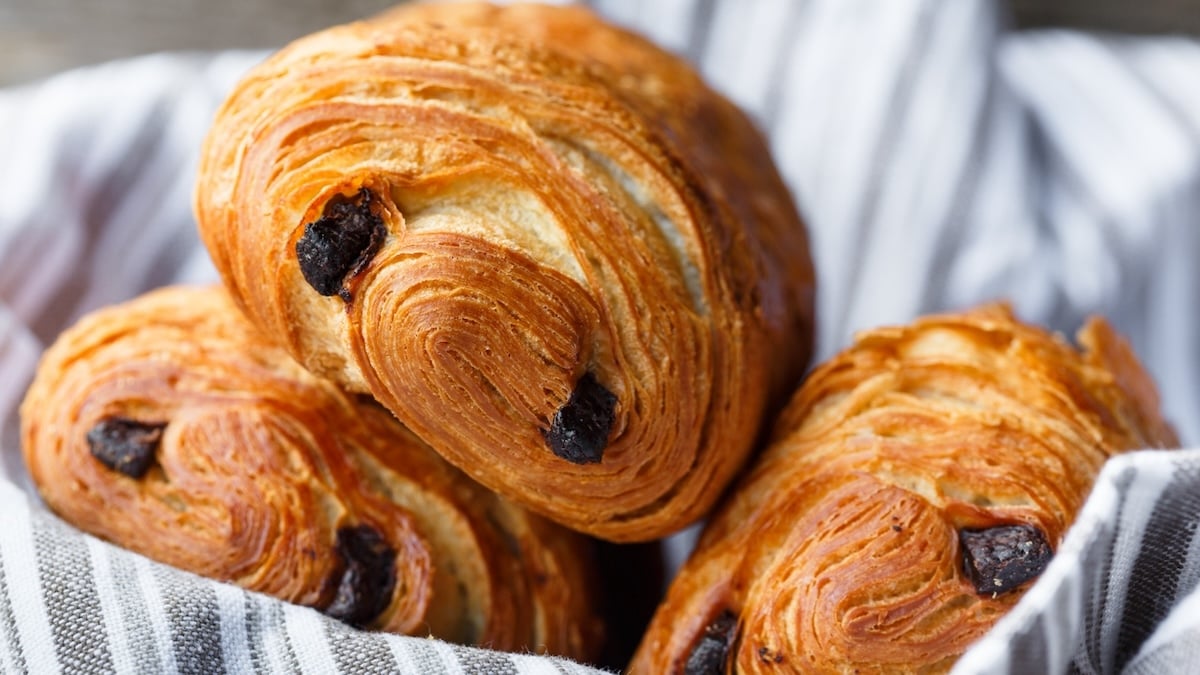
[21,285,603,660]
[631,304,1178,674]
[193,2,815,542]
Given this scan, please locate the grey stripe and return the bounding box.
[152,565,224,674]
[1016,41,1164,340]
[1173,461,1200,610]
[325,617,397,675]
[1008,612,1050,675]
[0,393,31,498]
[1076,467,1137,672]
[1022,120,1080,337]
[557,659,608,675]
[1051,169,1144,340]
[243,594,269,675]
[407,640,451,675]
[1124,626,1200,675]
[78,110,194,315]
[758,0,809,132]
[268,598,303,674]
[25,96,172,341]
[107,548,163,675]
[32,518,115,674]
[0,546,28,674]
[81,97,172,244]
[684,0,716,65]
[455,646,519,675]
[832,0,936,335]
[1114,463,1200,669]
[1008,495,1121,674]
[916,6,1000,313]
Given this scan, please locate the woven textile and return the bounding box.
[2,1,1199,672]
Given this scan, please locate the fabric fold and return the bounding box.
[3,1,1200,672]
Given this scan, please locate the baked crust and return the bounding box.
[21,285,603,659]
[632,304,1177,673]
[193,1,815,542]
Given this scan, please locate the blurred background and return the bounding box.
[3,0,1200,87]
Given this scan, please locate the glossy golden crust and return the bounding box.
[632,304,1178,674]
[193,2,815,541]
[21,286,603,659]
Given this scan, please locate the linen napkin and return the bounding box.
[3,1,1199,672]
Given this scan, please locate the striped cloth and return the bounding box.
[2,0,1200,672]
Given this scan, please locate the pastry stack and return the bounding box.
[19,2,1176,673]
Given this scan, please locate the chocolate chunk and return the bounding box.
[757,646,785,664]
[685,611,737,675]
[295,188,387,300]
[325,525,396,627]
[86,417,166,478]
[544,372,616,464]
[960,523,1052,595]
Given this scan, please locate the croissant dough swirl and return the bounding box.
[632,305,1178,674]
[193,2,815,541]
[21,286,603,659]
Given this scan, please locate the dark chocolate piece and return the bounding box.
[544,372,616,464]
[685,611,737,675]
[757,646,784,664]
[960,523,1053,595]
[325,525,397,627]
[295,188,387,300]
[86,417,166,478]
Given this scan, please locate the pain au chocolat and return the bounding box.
[632,304,1177,674]
[21,286,603,660]
[192,1,815,542]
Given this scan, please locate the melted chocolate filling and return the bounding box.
[86,417,166,478]
[544,372,616,464]
[685,610,737,675]
[324,525,397,627]
[295,188,387,301]
[960,523,1052,594]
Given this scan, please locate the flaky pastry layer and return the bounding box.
[633,304,1177,674]
[21,286,603,659]
[193,1,815,541]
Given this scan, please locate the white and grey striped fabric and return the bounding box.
[2,0,1200,672]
